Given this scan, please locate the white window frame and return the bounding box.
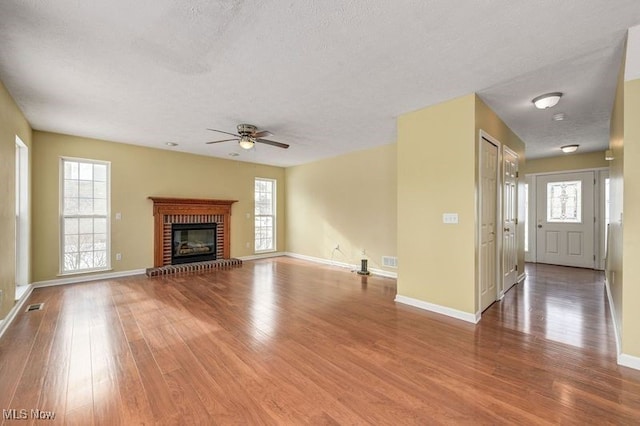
[254,177,276,253]
[59,157,111,274]
[15,136,29,288]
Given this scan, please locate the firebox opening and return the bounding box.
[171,223,217,265]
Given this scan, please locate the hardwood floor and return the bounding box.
[1,258,640,424]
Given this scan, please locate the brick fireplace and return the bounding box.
[148,197,237,268]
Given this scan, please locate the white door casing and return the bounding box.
[480,137,499,312]
[503,147,518,293]
[535,171,595,268]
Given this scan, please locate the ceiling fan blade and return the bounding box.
[255,138,289,149]
[206,128,240,138]
[205,138,239,144]
[253,130,272,138]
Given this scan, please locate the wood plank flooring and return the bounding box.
[1,258,640,424]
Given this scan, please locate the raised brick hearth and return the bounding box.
[148,197,238,271]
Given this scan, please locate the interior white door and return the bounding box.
[480,138,498,311]
[536,171,595,268]
[503,147,518,292]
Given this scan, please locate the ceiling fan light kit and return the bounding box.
[205,124,290,150]
[532,92,563,109]
[561,144,579,153]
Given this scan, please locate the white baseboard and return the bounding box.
[605,277,622,355]
[32,268,146,288]
[284,252,397,279]
[517,272,526,283]
[618,353,640,370]
[238,252,286,261]
[0,284,34,341]
[394,294,479,324]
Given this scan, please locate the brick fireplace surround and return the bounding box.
[148,197,239,273]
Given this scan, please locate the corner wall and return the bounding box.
[0,80,32,317]
[397,94,477,314]
[285,144,397,274]
[31,131,286,282]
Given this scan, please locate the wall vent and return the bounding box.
[26,303,44,312]
[382,256,398,268]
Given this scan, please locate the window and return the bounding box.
[61,158,110,273]
[15,137,29,288]
[524,183,529,252]
[254,178,276,252]
[547,180,582,223]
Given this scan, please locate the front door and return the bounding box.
[503,147,518,292]
[480,138,498,311]
[536,171,595,268]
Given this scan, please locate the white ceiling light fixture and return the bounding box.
[238,135,255,150]
[532,92,563,109]
[561,144,579,153]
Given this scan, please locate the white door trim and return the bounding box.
[525,167,607,268]
[477,130,502,314]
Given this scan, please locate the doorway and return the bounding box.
[535,171,595,268]
[502,146,519,292]
[479,136,499,312]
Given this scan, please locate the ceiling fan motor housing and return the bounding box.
[237,124,257,136]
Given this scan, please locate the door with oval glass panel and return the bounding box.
[535,171,595,268]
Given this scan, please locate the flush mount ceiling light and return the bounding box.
[561,144,579,153]
[532,92,563,109]
[238,135,255,150]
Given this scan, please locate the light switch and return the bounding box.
[443,213,459,224]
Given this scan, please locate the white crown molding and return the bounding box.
[394,294,479,324]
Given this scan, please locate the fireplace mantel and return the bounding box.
[149,197,237,267]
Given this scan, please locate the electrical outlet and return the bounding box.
[116,253,122,261]
[115,212,122,220]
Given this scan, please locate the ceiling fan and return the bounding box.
[205,124,289,150]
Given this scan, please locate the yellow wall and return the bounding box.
[523,151,609,174]
[397,94,477,313]
[31,131,286,282]
[622,78,640,357]
[397,94,526,316]
[608,55,625,345]
[285,144,397,272]
[0,81,32,317]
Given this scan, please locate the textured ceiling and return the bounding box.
[0,1,639,166]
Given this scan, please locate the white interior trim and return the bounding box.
[618,354,640,371]
[284,252,397,279]
[605,277,622,356]
[517,272,526,283]
[0,284,34,341]
[395,295,480,324]
[33,268,146,288]
[238,252,286,261]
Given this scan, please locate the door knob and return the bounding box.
[537,224,542,228]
